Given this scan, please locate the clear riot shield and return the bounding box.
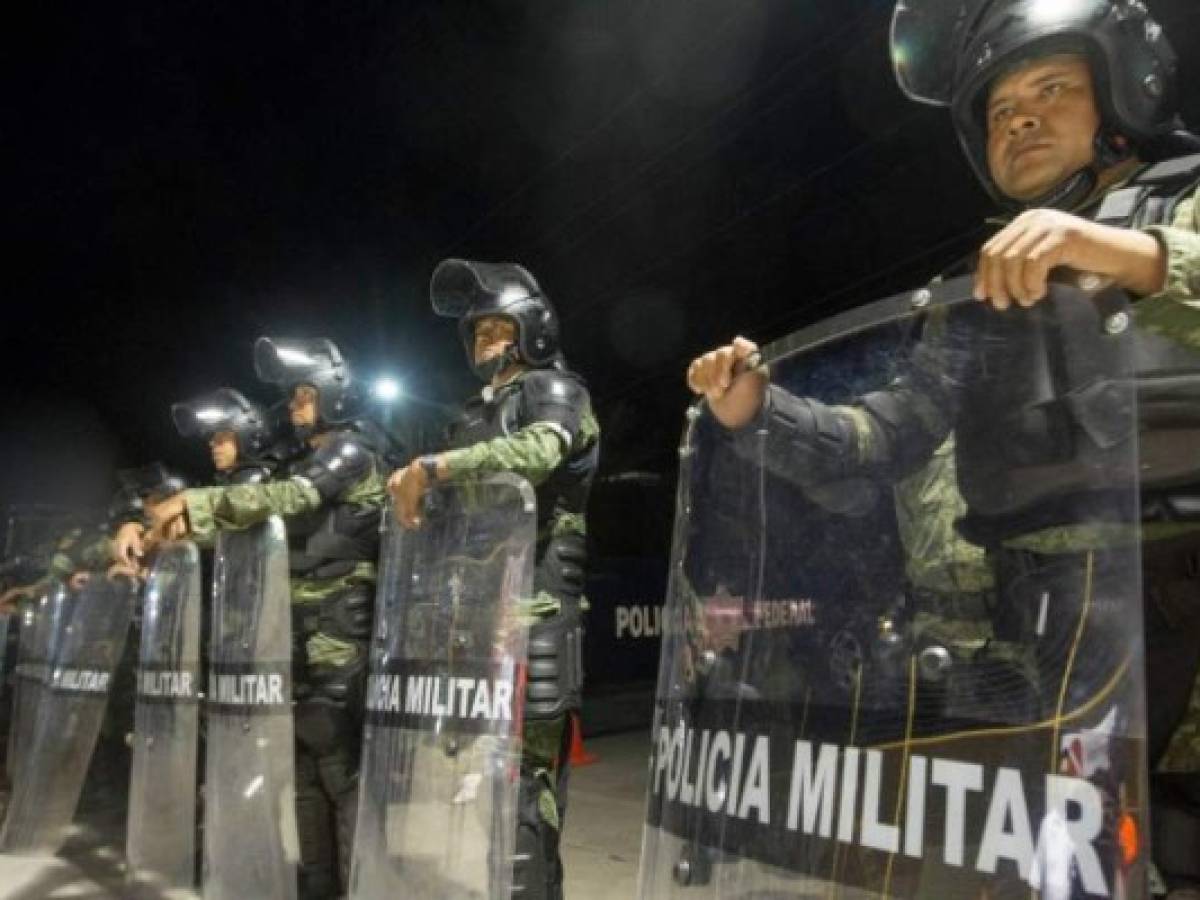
[0,577,135,854]
[0,611,9,774]
[202,516,298,900]
[5,591,52,785]
[349,473,535,900]
[126,541,202,892]
[2,587,70,837]
[638,274,1154,900]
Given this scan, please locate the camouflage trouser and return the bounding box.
[524,716,569,831]
[290,565,375,900]
[1160,673,1200,771]
[516,596,581,900]
[519,593,576,832]
[1144,533,1200,773]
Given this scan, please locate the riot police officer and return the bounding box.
[147,338,387,899]
[390,259,600,900]
[688,0,1200,894]
[171,387,280,485]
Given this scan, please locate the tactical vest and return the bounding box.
[283,429,382,577]
[448,367,599,605]
[957,154,1200,544]
[216,463,274,486]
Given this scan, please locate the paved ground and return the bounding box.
[0,729,649,899]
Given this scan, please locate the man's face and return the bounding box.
[472,315,517,366]
[209,430,239,472]
[289,384,319,428]
[985,54,1101,202]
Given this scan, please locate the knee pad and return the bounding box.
[534,534,587,601]
[526,613,583,721]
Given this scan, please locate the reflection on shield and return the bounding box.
[203,517,298,900]
[0,577,136,854]
[126,541,202,892]
[350,474,535,900]
[638,274,1166,899]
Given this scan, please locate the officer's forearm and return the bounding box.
[442,424,567,487]
[1094,225,1167,298]
[185,479,322,536]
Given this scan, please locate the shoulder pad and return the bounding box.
[1135,153,1200,187]
[315,432,374,472]
[231,464,274,485]
[517,369,590,443]
[299,431,375,501]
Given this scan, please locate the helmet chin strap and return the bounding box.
[1013,128,1132,212]
[471,344,522,384]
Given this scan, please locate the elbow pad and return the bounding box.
[517,370,590,449]
[759,386,859,482]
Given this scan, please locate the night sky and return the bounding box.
[5,0,1200,525]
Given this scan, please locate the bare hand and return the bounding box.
[144,494,190,545]
[975,209,1166,309]
[686,336,768,430]
[107,560,144,581]
[0,586,31,614]
[388,462,430,530]
[112,522,146,570]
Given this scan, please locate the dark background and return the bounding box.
[4,0,1199,516]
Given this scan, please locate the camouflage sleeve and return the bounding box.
[44,548,77,582]
[75,534,115,573]
[41,528,112,579]
[184,479,322,541]
[731,308,961,486]
[441,422,566,487]
[1137,185,1200,348]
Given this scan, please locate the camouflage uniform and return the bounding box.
[441,365,601,899]
[32,526,112,593]
[184,429,387,899]
[732,169,1200,732]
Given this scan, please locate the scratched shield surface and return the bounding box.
[349,473,535,900]
[0,577,135,854]
[203,517,299,900]
[126,540,202,893]
[638,275,1153,899]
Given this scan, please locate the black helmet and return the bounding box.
[254,337,361,424]
[171,388,272,458]
[891,0,1179,204]
[430,258,561,381]
[108,463,189,526]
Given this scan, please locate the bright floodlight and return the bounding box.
[373,376,402,402]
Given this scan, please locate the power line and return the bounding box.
[437,3,754,255]
[560,106,925,329]
[589,220,990,410]
[524,9,886,256]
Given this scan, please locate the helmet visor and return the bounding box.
[171,388,252,440]
[430,258,541,318]
[254,337,339,387]
[429,259,479,318]
[890,0,986,106]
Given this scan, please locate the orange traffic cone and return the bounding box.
[567,711,598,767]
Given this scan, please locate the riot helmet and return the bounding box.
[254,337,361,424]
[891,0,1179,206]
[171,388,272,459]
[111,462,190,524]
[430,258,561,381]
